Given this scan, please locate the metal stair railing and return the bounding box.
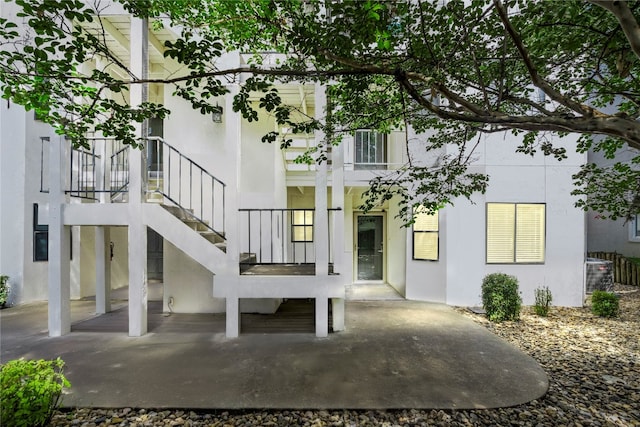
[64,138,130,201]
[144,136,226,243]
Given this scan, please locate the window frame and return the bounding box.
[354,129,387,170]
[486,202,546,264]
[412,208,439,261]
[291,209,314,243]
[629,214,640,242]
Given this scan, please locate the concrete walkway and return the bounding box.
[0,297,548,410]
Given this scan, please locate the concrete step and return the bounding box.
[200,231,225,244]
[160,204,194,220]
[183,219,211,232]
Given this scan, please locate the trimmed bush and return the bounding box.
[0,275,8,307]
[481,273,522,322]
[533,286,552,317]
[0,358,70,427]
[591,290,620,318]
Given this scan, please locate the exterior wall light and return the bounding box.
[211,104,223,123]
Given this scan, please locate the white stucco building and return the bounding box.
[0,5,588,338]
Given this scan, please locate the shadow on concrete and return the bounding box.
[1,299,548,410]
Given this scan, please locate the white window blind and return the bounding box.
[515,204,545,263]
[413,208,438,260]
[487,203,545,264]
[487,204,515,263]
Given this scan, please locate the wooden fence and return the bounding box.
[588,252,640,287]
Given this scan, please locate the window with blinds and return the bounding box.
[486,203,545,264]
[355,130,387,170]
[292,210,314,242]
[413,207,439,261]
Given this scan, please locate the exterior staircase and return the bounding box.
[160,204,226,253]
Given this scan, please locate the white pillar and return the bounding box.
[315,84,329,276]
[226,295,240,337]
[315,296,328,338]
[314,84,329,337]
[95,226,111,314]
[48,136,71,336]
[222,86,241,267]
[331,131,345,274]
[331,298,345,332]
[128,16,148,336]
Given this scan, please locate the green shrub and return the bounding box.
[533,286,552,317]
[0,358,70,427]
[0,275,8,307]
[591,290,620,318]
[481,273,522,322]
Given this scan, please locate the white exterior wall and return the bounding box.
[404,132,586,307]
[386,197,407,295]
[586,145,640,256]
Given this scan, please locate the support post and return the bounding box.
[226,296,240,338]
[331,298,345,332]
[48,136,71,336]
[315,297,329,338]
[127,16,148,336]
[315,84,329,276]
[95,226,111,314]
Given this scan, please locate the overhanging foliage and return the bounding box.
[3,0,640,220]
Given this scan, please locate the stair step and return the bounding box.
[200,231,225,244]
[240,252,257,264]
[183,219,211,231]
[161,204,194,220]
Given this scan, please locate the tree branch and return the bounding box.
[493,0,601,118]
[591,0,640,60]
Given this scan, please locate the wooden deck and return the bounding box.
[239,263,335,276]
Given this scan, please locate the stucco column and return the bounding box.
[127,16,148,336]
[48,136,71,336]
[225,293,240,338]
[330,123,346,332]
[315,295,329,338]
[95,226,111,314]
[331,298,345,332]
[222,85,241,267]
[314,84,329,337]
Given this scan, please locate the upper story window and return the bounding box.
[486,203,545,264]
[355,130,387,170]
[413,207,439,261]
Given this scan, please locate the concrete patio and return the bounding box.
[0,288,548,410]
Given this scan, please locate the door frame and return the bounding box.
[353,212,386,283]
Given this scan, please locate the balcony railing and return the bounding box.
[63,138,130,201]
[238,208,341,270]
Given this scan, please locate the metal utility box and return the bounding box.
[585,258,614,293]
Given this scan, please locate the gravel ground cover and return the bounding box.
[52,286,639,427]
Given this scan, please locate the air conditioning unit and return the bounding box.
[585,258,614,293]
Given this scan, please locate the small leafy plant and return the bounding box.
[591,290,620,318]
[481,273,522,322]
[0,275,9,307]
[533,286,552,317]
[0,358,70,427]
